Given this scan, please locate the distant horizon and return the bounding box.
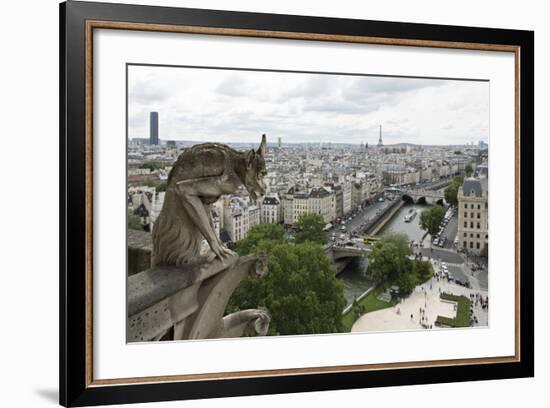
[129,137,486,148]
[128,65,489,145]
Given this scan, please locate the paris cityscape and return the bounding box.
[127,67,489,339]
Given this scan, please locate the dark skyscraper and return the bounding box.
[149,112,159,145]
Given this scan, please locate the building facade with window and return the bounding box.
[457,178,489,255]
[308,186,333,223]
[261,194,282,224]
[223,197,259,243]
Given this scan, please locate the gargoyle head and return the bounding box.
[244,134,267,201]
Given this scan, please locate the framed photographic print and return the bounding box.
[60,0,534,406]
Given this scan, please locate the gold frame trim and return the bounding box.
[84,20,521,388]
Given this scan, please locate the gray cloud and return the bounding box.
[215,76,249,97]
[127,65,489,145]
[129,78,171,104]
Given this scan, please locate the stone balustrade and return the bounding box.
[127,229,270,341]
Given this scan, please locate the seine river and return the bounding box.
[338,204,428,306]
[379,203,428,242]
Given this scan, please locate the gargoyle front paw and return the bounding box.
[211,242,235,260]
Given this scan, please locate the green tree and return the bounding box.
[155,181,167,192]
[294,213,328,245]
[228,241,346,335]
[444,176,464,207]
[236,223,285,256]
[366,234,433,297]
[465,164,474,177]
[352,299,366,320]
[382,233,411,258]
[139,161,164,171]
[366,233,412,287]
[419,205,446,240]
[127,208,143,231]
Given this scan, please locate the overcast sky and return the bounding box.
[128,65,489,146]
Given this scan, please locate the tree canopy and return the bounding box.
[419,205,446,237]
[465,164,474,177]
[236,223,285,256]
[294,213,328,245]
[366,233,432,296]
[229,223,345,335]
[366,233,411,286]
[155,181,167,192]
[127,208,143,231]
[229,240,345,335]
[139,161,164,171]
[444,176,465,207]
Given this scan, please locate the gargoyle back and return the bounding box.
[168,143,241,184]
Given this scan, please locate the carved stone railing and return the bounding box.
[127,229,154,276]
[127,252,269,342]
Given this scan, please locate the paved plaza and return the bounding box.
[351,261,489,333]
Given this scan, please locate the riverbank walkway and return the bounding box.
[351,261,488,333]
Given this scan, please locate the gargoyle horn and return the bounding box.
[257,134,267,156]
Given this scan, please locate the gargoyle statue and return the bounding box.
[152,134,268,266]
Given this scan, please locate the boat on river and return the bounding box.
[404,208,417,223]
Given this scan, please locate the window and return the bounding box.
[477,242,480,249]
[470,212,474,218]
[463,241,467,248]
[477,234,480,238]
[464,233,467,237]
[464,203,467,209]
[464,222,467,228]
[471,204,474,209]
[470,222,474,228]
[470,241,473,248]
[470,233,474,238]
[478,204,481,209]
[477,222,481,229]
[464,212,468,218]
[477,213,480,219]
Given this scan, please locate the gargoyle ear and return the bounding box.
[246,149,256,166]
[257,133,267,156]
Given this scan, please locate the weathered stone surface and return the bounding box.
[127,229,152,276]
[127,136,271,341]
[128,254,238,317]
[151,135,267,266]
[127,282,200,342]
[219,309,271,338]
[179,253,267,340]
[127,252,268,342]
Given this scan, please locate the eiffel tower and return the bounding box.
[377,125,384,147]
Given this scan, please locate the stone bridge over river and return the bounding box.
[401,189,445,205]
[325,245,372,275]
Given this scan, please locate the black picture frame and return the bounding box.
[60,1,534,406]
